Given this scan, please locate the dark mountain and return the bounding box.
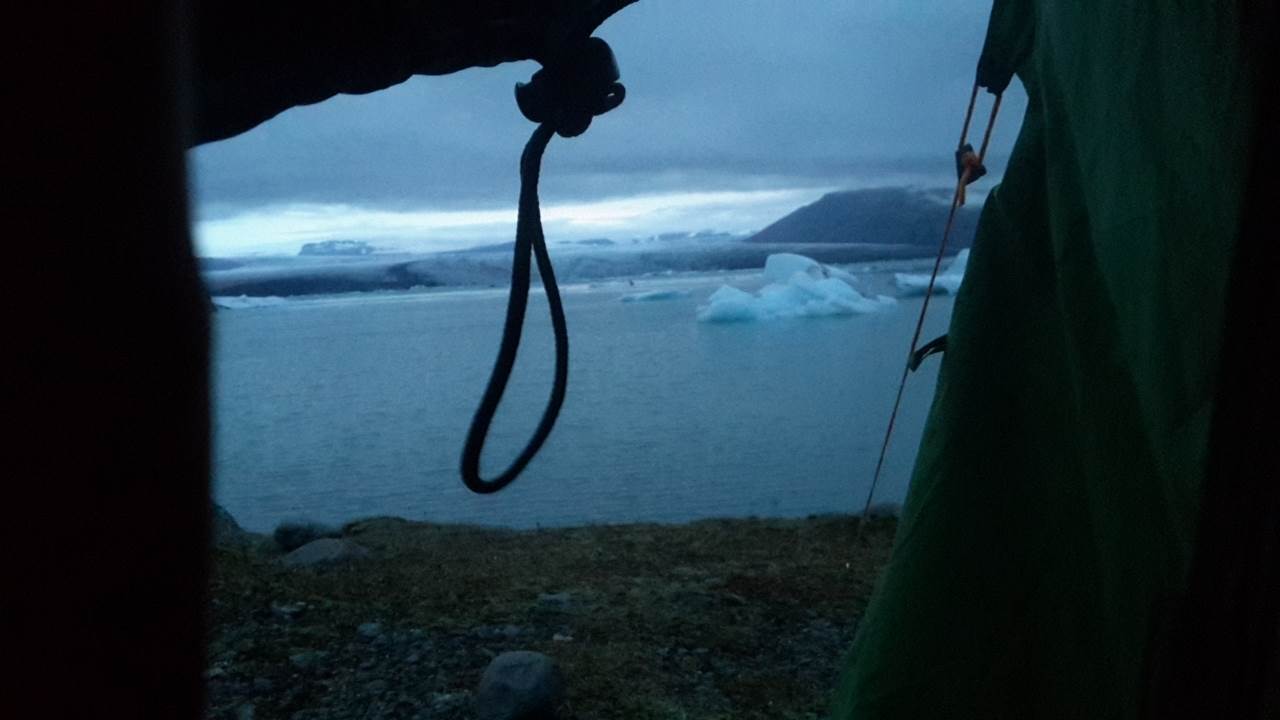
[748,187,980,248]
[198,257,244,271]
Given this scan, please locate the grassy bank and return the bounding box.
[207,515,896,720]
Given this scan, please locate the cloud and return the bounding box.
[193,187,837,256]
[189,0,1025,252]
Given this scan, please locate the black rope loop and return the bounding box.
[461,38,625,495]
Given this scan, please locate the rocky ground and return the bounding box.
[206,514,897,720]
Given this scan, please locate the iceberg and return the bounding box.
[697,254,895,323]
[211,295,289,310]
[761,253,859,285]
[894,249,969,296]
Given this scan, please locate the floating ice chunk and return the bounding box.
[620,289,693,303]
[698,286,760,322]
[698,254,894,323]
[762,252,860,285]
[894,249,969,296]
[763,253,827,283]
[211,295,289,310]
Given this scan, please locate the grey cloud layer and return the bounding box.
[191,1,1024,212]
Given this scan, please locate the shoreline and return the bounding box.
[208,513,897,719]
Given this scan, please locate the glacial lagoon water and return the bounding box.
[211,262,954,532]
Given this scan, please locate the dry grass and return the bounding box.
[207,515,896,720]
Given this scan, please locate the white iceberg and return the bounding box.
[894,249,969,296]
[761,253,859,285]
[211,295,289,310]
[697,254,895,323]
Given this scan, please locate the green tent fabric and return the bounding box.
[833,3,1258,718]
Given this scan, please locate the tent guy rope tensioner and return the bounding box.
[459,18,629,495]
[857,80,1002,538]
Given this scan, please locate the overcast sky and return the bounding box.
[190,0,1026,256]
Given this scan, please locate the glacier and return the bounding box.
[894,249,969,296]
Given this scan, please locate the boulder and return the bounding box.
[273,521,342,552]
[475,651,565,720]
[212,504,253,548]
[281,538,370,568]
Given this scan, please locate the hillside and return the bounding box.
[748,187,980,248]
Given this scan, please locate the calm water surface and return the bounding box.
[212,266,953,531]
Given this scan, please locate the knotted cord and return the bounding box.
[461,38,625,494]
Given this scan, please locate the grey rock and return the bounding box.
[433,692,469,712]
[282,538,370,568]
[475,651,565,720]
[535,592,574,610]
[473,624,526,640]
[272,601,307,621]
[366,679,389,695]
[236,704,256,720]
[274,521,342,552]
[289,651,328,670]
[357,622,383,639]
[212,504,253,548]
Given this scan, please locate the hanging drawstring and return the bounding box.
[460,38,626,495]
[856,81,1002,537]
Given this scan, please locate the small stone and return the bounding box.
[212,504,255,548]
[204,666,227,680]
[289,651,328,670]
[405,653,420,664]
[272,601,307,621]
[236,704,256,720]
[536,592,574,611]
[432,692,468,711]
[551,633,573,643]
[475,652,565,720]
[253,678,274,693]
[273,521,342,552]
[366,679,389,695]
[473,623,527,640]
[282,538,370,569]
[357,622,383,639]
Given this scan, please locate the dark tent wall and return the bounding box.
[834,2,1278,718]
[7,2,210,717]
